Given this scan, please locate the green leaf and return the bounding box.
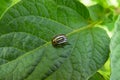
[88,4,115,31]
[89,58,110,80]
[89,72,105,80]
[88,4,114,22]
[0,47,25,65]
[98,58,110,80]
[0,0,20,18]
[0,0,12,16]
[39,27,110,80]
[0,0,110,80]
[0,32,46,51]
[53,0,90,19]
[110,15,120,80]
[88,4,105,21]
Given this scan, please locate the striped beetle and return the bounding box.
[52,34,68,47]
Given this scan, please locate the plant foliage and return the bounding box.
[0,0,119,80]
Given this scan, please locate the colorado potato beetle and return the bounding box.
[52,34,68,47]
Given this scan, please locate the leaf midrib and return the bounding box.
[0,21,100,67]
[15,21,100,60]
[0,0,21,19]
[0,21,101,80]
[40,22,100,80]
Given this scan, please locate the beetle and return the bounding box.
[52,34,68,47]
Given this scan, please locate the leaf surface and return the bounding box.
[0,0,110,80]
[110,16,120,80]
[0,0,20,18]
[89,72,105,80]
